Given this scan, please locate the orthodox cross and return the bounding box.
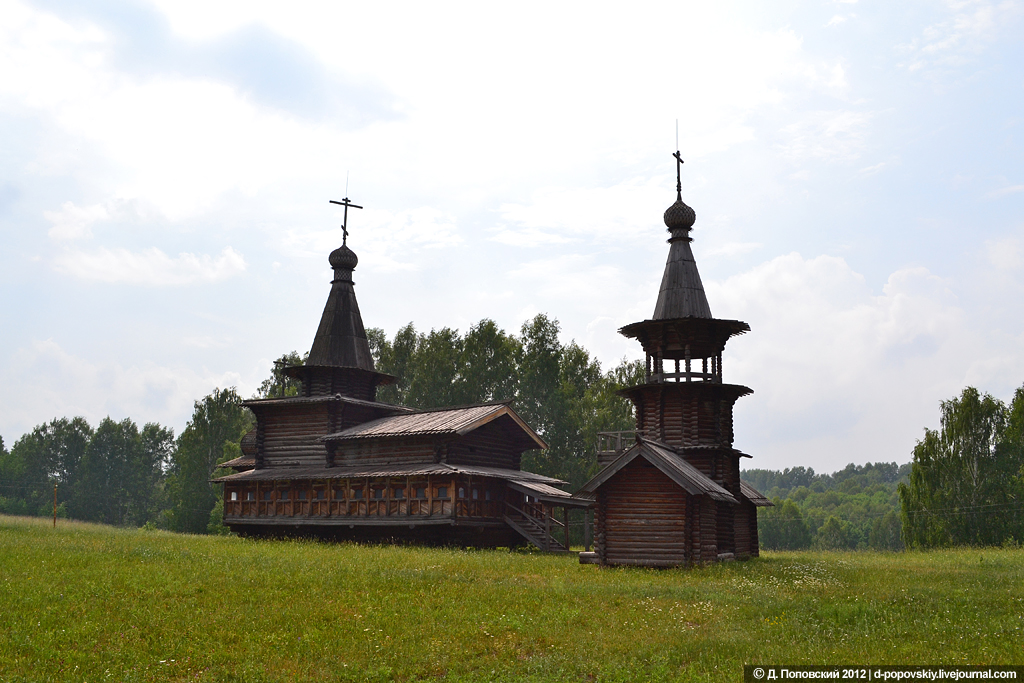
[329,197,363,245]
[672,150,684,200]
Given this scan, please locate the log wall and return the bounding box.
[261,404,331,467]
[595,458,690,566]
[446,418,522,470]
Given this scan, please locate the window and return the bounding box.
[230,491,238,501]
[458,487,465,499]
[484,490,491,501]
[436,487,448,499]
[334,489,344,500]
[263,491,273,501]
[297,490,307,500]
[372,488,384,500]
[280,490,290,501]
[316,489,325,500]
[246,491,255,501]
[471,489,479,500]
[415,487,426,500]
[352,489,364,500]
[393,488,404,500]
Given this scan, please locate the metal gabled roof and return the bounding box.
[506,480,591,508]
[320,403,547,450]
[740,480,773,507]
[243,394,412,412]
[575,437,737,504]
[212,462,566,485]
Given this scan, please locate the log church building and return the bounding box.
[214,199,588,550]
[215,151,770,564]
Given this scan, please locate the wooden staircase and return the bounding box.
[503,503,570,552]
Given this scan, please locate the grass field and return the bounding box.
[1,515,1022,682]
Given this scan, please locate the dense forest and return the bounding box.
[740,462,910,551]
[2,314,1022,550]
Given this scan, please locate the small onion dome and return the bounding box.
[329,244,358,270]
[663,197,696,231]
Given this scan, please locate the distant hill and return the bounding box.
[741,462,911,551]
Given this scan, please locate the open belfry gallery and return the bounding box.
[214,153,771,566]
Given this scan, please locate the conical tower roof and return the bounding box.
[307,241,375,370]
[652,158,711,320]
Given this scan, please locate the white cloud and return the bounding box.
[986,184,1024,198]
[52,246,247,285]
[44,201,108,241]
[777,110,873,162]
[896,0,1018,75]
[0,338,248,437]
[708,254,991,468]
[827,15,849,26]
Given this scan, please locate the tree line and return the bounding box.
[741,462,910,551]
[745,384,1024,551]
[3,312,1021,550]
[0,315,639,532]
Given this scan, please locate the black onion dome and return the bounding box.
[664,197,696,231]
[329,244,358,270]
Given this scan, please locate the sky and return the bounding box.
[1,0,1022,474]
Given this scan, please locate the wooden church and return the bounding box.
[576,153,771,567]
[215,199,589,549]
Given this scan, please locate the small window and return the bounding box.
[263,491,273,501]
[334,489,344,500]
[393,488,404,500]
[352,489,364,500]
[436,487,448,499]
[415,487,426,499]
[246,491,255,501]
[230,491,238,501]
[471,489,479,500]
[316,489,325,500]
[280,490,290,501]
[485,490,491,501]
[372,488,384,500]
[458,487,465,499]
[297,490,307,500]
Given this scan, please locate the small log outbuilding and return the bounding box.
[576,157,772,567]
[215,220,589,549]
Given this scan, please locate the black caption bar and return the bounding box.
[745,667,1024,682]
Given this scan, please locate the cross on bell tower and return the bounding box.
[329,197,363,245]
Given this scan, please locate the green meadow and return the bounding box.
[1,515,1022,682]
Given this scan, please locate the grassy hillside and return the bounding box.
[1,515,1022,682]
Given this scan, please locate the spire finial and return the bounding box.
[673,150,684,202]
[329,196,363,246]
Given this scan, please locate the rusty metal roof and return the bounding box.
[575,437,738,503]
[212,462,565,485]
[740,480,773,507]
[321,403,547,450]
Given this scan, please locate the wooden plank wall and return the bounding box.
[261,404,330,467]
[333,437,437,467]
[597,459,689,566]
[445,418,521,470]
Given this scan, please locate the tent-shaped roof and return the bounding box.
[321,403,548,450]
[576,437,737,503]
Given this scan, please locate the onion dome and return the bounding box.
[329,244,358,271]
[664,197,696,232]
